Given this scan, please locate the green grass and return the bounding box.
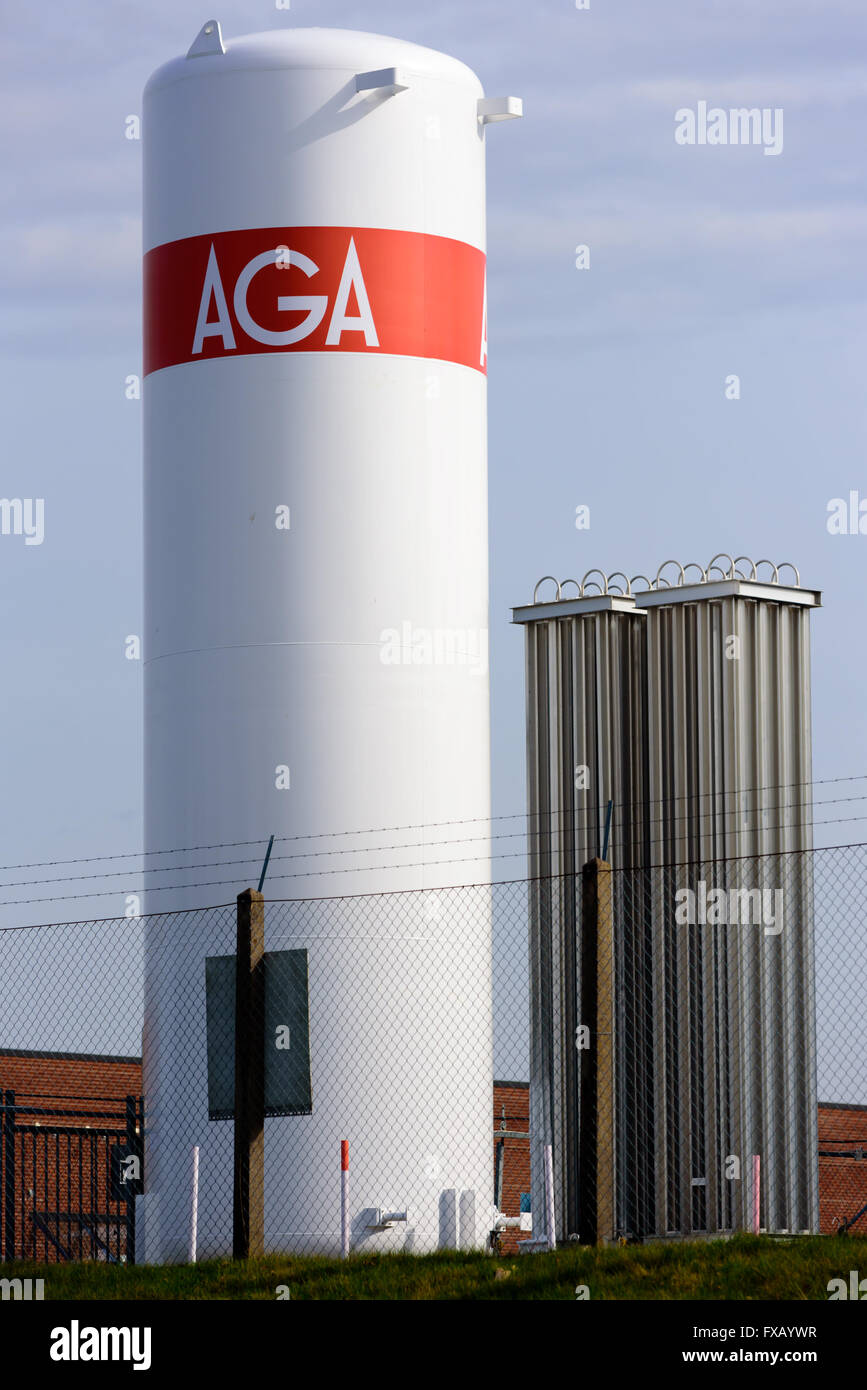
[3,1235,867,1300]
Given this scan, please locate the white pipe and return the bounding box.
[340,1140,350,1257]
[751,1154,761,1234]
[189,1145,200,1263]
[459,1190,476,1249]
[544,1143,556,1249]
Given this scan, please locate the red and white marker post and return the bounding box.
[340,1140,350,1258]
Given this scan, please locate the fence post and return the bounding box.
[124,1094,138,1264]
[2,1090,15,1262]
[233,887,266,1260]
[580,858,615,1245]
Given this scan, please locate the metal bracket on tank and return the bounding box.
[478,97,523,125]
[355,67,409,97]
[186,20,226,59]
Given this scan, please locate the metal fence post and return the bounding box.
[2,1089,15,1261]
[233,888,265,1259]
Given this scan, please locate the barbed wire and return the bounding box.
[0,812,864,908]
[2,838,866,931]
[0,789,862,891]
[0,772,863,876]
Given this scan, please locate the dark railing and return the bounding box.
[0,1090,143,1264]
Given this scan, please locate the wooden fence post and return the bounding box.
[233,888,265,1259]
[580,858,616,1244]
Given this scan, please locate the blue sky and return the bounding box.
[1,0,866,925]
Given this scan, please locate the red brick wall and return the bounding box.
[818,1102,867,1235]
[493,1081,530,1251]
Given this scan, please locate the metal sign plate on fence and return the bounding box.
[205,950,312,1119]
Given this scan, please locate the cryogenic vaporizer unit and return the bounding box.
[140,22,521,1260]
[513,558,820,1243]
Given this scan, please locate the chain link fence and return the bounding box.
[0,844,864,1261]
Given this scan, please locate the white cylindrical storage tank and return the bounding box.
[141,23,519,1260]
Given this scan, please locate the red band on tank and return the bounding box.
[143,226,487,377]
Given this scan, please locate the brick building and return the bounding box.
[0,1050,142,1263]
[818,1102,867,1235]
